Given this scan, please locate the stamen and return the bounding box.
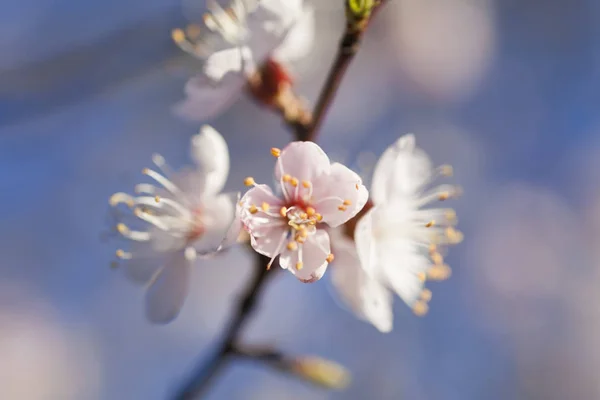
[134,184,156,195]
[413,301,429,316]
[439,165,453,177]
[261,202,270,212]
[142,168,188,204]
[287,242,298,251]
[326,253,334,263]
[291,177,299,187]
[244,177,255,186]
[283,174,292,183]
[343,199,352,206]
[338,205,347,211]
[115,249,132,259]
[133,208,170,231]
[315,213,323,221]
[300,212,308,220]
[280,207,287,217]
[109,193,134,207]
[417,272,427,282]
[420,289,432,302]
[306,207,316,217]
[116,223,150,241]
[271,148,281,157]
[302,180,311,188]
[428,244,437,254]
[295,262,303,270]
[249,205,258,214]
[427,264,452,281]
[439,192,450,201]
[355,183,359,190]
[431,252,443,265]
[171,28,186,43]
[425,220,435,228]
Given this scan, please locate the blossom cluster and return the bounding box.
[107,0,463,332]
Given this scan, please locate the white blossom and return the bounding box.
[330,134,462,331]
[109,125,239,323]
[239,142,368,282]
[172,0,315,120]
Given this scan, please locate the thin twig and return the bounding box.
[295,0,389,141]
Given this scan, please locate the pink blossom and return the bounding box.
[239,142,368,282]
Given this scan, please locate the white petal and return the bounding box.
[192,192,241,256]
[204,46,253,81]
[371,134,434,204]
[122,242,165,285]
[173,73,246,121]
[190,125,230,195]
[272,5,315,63]
[329,231,393,332]
[312,163,369,228]
[280,229,330,282]
[275,141,331,183]
[145,250,193,324]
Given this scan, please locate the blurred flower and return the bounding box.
[330,135,462,331]
[239,142,368,282]
[109,125,239,324]
[172,0,315,120]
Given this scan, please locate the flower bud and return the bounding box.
[290,356,351,389]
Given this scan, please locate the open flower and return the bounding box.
[172,0,315,120]
[109,125,239,324]
[330,134,462,331]
[239,142,368,282]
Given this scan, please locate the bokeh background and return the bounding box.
[2,0,600,398]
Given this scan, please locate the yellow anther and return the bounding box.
[428,244,437,254]
[291,177,299,187]
[283,174,292,183]
[261,202,270,212]
[302,180,311,188]
[431,252,443,265]
[413,301,429,316]
[287,242,298,251]
[425,220,435,228]
[296,261,303,271]
[154,195,161,203]
[142,168,150,175]
[171,28,185,43]
[116,223,129,234]
[116,249,126,258]
[244,177,255,186]
[355,183,359,190]
[306,207,316,217]
[297,235,306,244]
[417,272,427,282]
[270,147,281,157]
[316,213,323,221]
[440,165,454,176]
[428,264,452,281]
[439,192,450,201]
[249,205,258,214]
[300,212,308,220]
[326,253,335,263]
[338,205,347,211]
[280,207,287,217]
[343,199,352,206]
[446,227,464,244]
[420,289,433,302]
[299,228,308,238]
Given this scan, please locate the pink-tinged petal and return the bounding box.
[192,192,241,256]
[312,163,368,228]
[239,185,287,257]
[371,134,434,205]
[173,73,246,121]
[274,142,331,183]
[272,5,315,63]
[145,249,193,324]
[190,125,230,196]
[279,230,330,282]
[329,231,393,333]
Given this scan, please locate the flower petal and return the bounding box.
[173,72,246,121]
[355,206,428,306]
[145,249,194,324]
[371,134,434,204]
[192,192,241,256]
[312,163,368,228]
[272,5,315,63]
[329,231,393,332]
[274,141,331,183]
[280,229,330,282]
[190,125,230,195]
[122,242,166,285]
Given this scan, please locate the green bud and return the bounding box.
[347,0,376,21]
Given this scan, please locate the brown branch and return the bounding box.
[295,0,389,142]
[172,2,390,399]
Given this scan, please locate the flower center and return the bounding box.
[186,208,205,243]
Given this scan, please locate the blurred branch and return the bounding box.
[172,2,390,398]
[295,0,389,141]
